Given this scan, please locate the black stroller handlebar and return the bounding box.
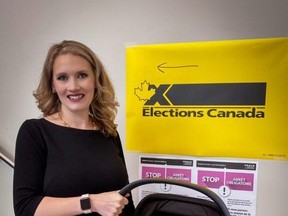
[119,178,231,216]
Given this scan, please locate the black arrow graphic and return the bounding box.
[157,62,199,73]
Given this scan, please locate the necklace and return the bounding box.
[58,112,97,130]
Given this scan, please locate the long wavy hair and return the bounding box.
[33,40,119,136]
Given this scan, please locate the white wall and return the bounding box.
[0,0,287,215]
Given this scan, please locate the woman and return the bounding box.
[13,40,135,216]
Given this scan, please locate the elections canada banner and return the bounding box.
[126,37,288,160]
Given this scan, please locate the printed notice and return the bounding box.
[140,155,258,216]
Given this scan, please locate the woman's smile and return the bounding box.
[67,94,85,101]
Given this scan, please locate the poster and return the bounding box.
[126,37,288,160]
[140,155,258,216]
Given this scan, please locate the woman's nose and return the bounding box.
[68,78,80,91]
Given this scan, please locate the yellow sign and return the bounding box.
[126,38,288,160]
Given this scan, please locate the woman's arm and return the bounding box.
[35,191,128,216]
[13,121,47,215]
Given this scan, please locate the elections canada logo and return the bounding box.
[134,80,266,118]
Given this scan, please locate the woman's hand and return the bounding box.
[90,191,129,216]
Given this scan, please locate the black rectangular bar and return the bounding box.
[166,83,266,106]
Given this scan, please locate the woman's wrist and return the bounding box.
[89,194,97,213]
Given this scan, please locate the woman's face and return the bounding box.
[52,54,95,114]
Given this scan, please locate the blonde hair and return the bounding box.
[33,40,119,136]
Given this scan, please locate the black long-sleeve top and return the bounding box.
[13,118,135,216]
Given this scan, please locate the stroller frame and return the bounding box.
[119,178,230,216]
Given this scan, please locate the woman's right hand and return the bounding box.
[90,191,129,216]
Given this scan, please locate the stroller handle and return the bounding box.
[119,178,231,216]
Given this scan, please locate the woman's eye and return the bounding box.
[57,75,68,81]
[78,73,88,79]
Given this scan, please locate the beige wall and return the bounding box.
[1,0,287,215]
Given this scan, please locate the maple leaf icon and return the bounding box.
[134,80,156,101]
